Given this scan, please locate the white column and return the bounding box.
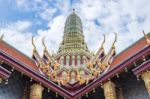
[60,56,64,65]
[72,55,75,66]
[66,55,70,66]
[77,55,81,66]
[82,56,86,65]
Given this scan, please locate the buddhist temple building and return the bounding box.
[0,10,150,99]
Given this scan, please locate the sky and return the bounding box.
[0,0,150,57]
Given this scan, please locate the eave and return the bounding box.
[0,65,11,80]
[0,50,73,98]
[0,33,149,98]
[71,45,150,98]
[0,44,149,99]
[133,59,150,76]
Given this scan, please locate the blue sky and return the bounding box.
[0,0,150,56]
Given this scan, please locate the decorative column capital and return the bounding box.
[103,81,116,99]
[30,83,44,99]
[0,78,2,84]
[141,71,150,96]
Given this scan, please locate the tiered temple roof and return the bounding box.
[0,11,150,99]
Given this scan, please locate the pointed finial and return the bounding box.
[0,34,4,40]
[32,36,36,51]
[101,34,105,48]
[142,30,150,45]
[42,36,47,50]
[73,8,75,13]
[112,33,117,48]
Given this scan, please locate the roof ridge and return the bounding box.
[115,32,150,57]
[0,40,34,61]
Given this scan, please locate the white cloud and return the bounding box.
[0,15,66,56]
[6,21,32,32]
[36,15,66,54]
[79,0,103,20]
[74,0,150,53]
[38,7,57,21]
[1,0,150,57]
[0,21,33,56]
[15,0,47,11]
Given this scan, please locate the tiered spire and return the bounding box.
[58,11,89,53]
[30,11,119,87]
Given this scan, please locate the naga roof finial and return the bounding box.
[112,33,117,48]
[42,36,47,51]
[0,34,4,41]
[142,30,150,45]
[32,36,36,51]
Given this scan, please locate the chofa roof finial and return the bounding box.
[32,36,36,51]
[112,33,117,48]
[101,34,105,48]
[0,34,4,41]
[143,30,150,45]
[42,36,47,51]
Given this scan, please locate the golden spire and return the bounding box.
[32,36,36,51]
[112,33,117,48]
[143,30,150,45]
[0,34,4,41]
[42,36,47,51]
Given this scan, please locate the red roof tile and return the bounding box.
[110,34,150,68]
[0,40,38,71]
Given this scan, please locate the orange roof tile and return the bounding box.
[0,40,38,71]
[110,33,150,68]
